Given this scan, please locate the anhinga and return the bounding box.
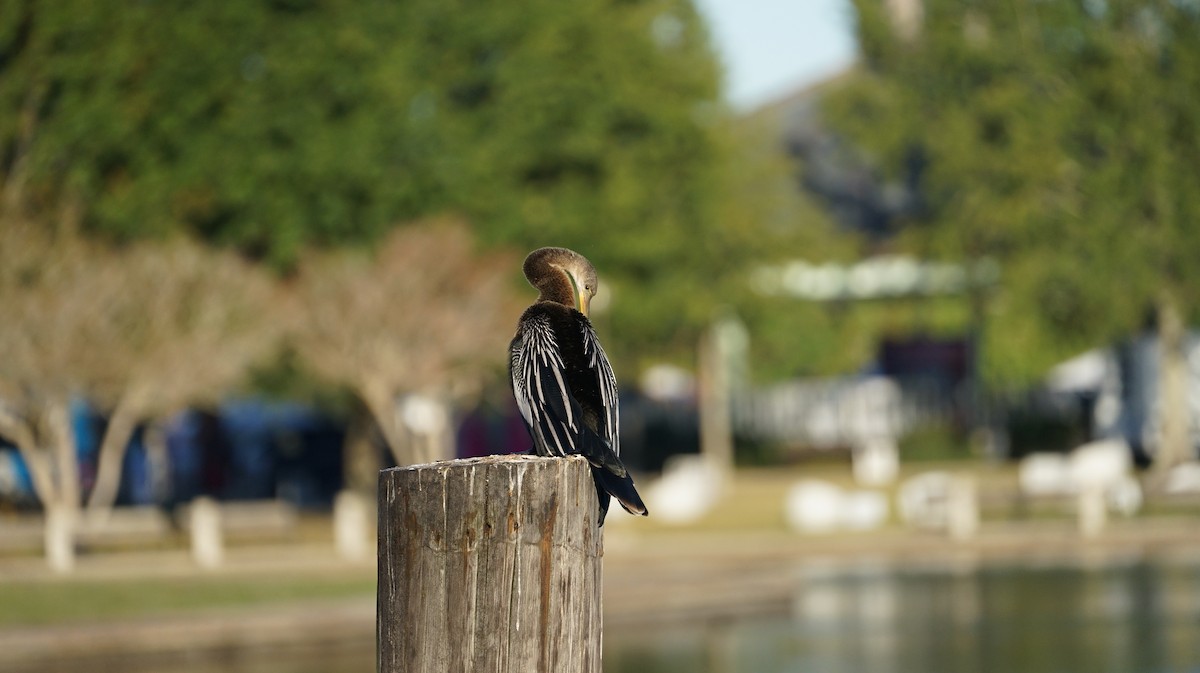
[509,247,648,524]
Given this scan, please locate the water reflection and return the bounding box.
[606,559,1200,673]
[40,560,1195,673]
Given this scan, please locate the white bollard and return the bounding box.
[947,477,979,540]
[190,497,224,569]
[645,455,724,525]
[1069,439,1131,492]
[334,490,371,561]
[852,436,899,486]
[1019,453,1072,496]
[1077,485,1107,537]
[784,480,844,533]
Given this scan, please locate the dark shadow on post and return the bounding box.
[377,454,603,673]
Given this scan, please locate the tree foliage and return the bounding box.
[0,0,751,370]
[825,0,1200,384]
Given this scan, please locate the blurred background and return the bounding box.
[2,0,1200,671]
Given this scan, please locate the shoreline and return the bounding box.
[3,517,1200,671]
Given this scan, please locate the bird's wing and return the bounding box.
[579,317,620,456]
[511,312,585,458]
[511,313,627,478]
[511,311,645,518]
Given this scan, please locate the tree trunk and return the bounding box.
[86,390,143,515]
[46,400,82,511]
[0,400,80,571]
[697,329,733,477]
[360,379,413,466]
[43,399,81,572]
[402,396,452,465]
[343,406,382,495]
[0,407,56,506]
[1156,295,1190,476]
[143,418,172,504]
[44,502,77,573]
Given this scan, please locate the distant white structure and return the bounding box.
[1019,440,1137,506]
[841,490,890,531]
[1019,439,1143,533]
[736,376,907,450]
[785,480,843,533]
[1107,475,1143,516]
[644,455,724,525]
[1164,461,1200,494]
[1018,453,1073,497]
[897,471,978,538]
[784,480,888,533]
[640,364,695,401]
[852,436,900,486]
[1069,439,1133,492]
[1048,333,1200,461]
[752,256,998,303]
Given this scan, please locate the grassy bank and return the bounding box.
[1,571,375,627]
[4,463,1199,630]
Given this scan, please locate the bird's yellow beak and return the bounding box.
[563,268,590,317]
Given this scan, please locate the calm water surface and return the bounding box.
[165,558,1199,673]
[605,559,1200,673]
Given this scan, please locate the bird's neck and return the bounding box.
[537,269,579,311]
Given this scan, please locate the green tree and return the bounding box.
[826,0,1200,465]
[0,0,747,368]
[390,0,736,370]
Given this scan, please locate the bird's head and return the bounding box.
[523,247,598,317]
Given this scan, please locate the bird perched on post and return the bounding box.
[509,247,648,525]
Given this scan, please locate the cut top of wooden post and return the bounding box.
[378,454,603,673]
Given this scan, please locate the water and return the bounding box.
[61,558,1198,673]
[605,559,1200,673]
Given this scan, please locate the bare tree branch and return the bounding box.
[292,219,521,465]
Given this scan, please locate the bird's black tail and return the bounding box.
[575,429,648,524]
[593,462,648,521]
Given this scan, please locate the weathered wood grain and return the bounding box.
[377,454,603,673]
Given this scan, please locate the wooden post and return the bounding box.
[377,454,603,673]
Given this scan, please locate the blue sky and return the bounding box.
[692,0,858,110]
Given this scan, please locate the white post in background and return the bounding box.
[190,496,223,568]
[947,476,979,540]
[334,489,371,561]
[852,436,900,487]
[1078,485,1107,537]
[699,313,749,478]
